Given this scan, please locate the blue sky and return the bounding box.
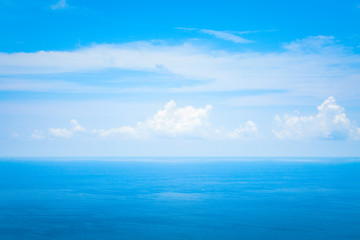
[1,0,360,157]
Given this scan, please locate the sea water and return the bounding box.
[0,158,359,240]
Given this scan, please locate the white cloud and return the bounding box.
[199,29,253,43]
[215,121,259,140]
[71,119,86,132]
[283,36,342,54]
[228,121,259,139]
[273,97,360,140]
[94,126,137,138]
[94,100,212,138]
[49,128,73,138]
[49,119,86,138]
[1,36,359,105]
[146,100,212,136]
[176,27,253,43]
[43,100,260,140]
[177,27,253,43]
[51,0,68,10]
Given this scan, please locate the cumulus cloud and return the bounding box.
[40,101,259,140]
[49,119,86,138]
[94,100,212,138]
[146,100,212,136]
[273,97,360,140]
[228,121,259,139]
[215,121,259,140]
[51,0,68,10]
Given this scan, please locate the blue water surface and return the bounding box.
[0,158,360,240]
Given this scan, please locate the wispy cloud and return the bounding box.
[199,29,253,43]
[177,27,254,43]
[1,36,360,104]
[51,0,68,10]
[283,35,340,53]
[0,78,98,93]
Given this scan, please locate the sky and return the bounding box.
[1,0,360,157]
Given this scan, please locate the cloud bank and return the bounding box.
[32,98,360,141]
[1,36,360,105]
[43,101,259,140]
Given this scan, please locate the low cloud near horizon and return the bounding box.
[33,97,360,141]
[42,100,259,140]
[273,97,360,140]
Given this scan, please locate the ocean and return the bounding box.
[0,158,359,239]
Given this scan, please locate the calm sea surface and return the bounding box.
[0,158,360,240]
